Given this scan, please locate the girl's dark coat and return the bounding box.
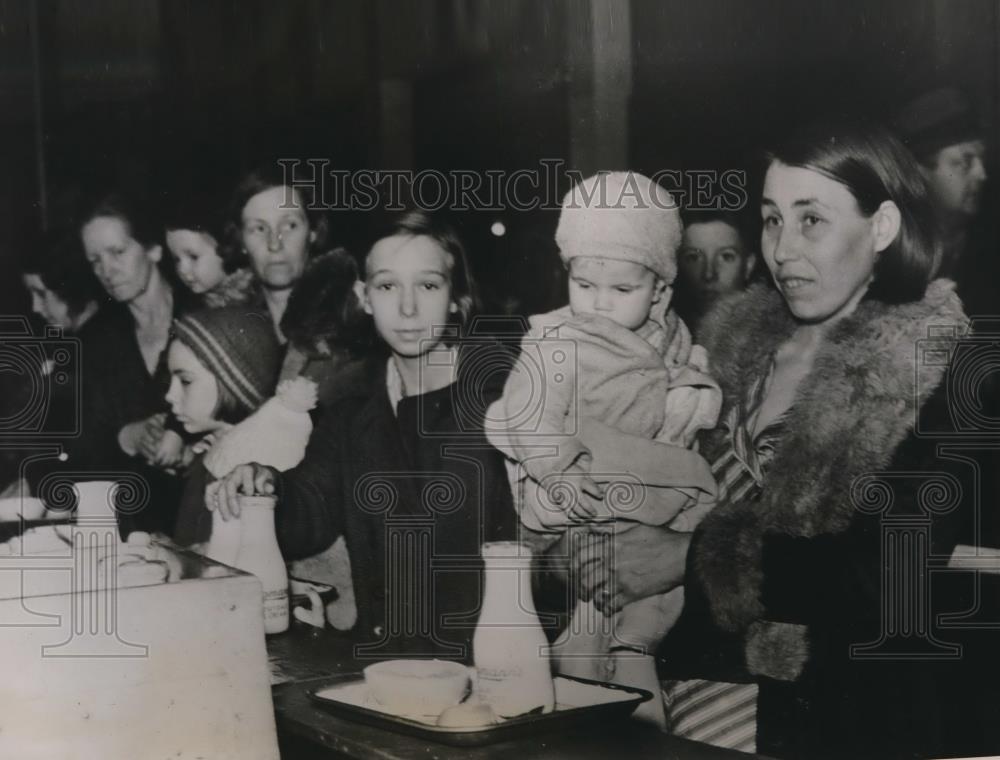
[274,343,518,660]
[661,280,1000,758]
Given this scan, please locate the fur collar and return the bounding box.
[692,279,967,677]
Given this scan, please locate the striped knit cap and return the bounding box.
[172,307,281,417]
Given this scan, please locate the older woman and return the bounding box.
[574,123,977,758]
[75,194,193,535]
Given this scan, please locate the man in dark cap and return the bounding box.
[898,90,1000,757]
[895,87,993,314]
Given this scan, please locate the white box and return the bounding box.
[0,528,280,760]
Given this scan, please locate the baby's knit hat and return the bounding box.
[555,171,682,284]
[172,307,281,417]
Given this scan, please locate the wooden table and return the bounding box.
[267,625,761,760]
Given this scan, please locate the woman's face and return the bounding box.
[166,229,226,294]
[241,186,313,290]
[81,216,160,304]
[363,234,457,359]
[165,340,222,434]
[760,162,880,324]
[23,274,74,330]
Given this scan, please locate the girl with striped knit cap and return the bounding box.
[165,306,285,548]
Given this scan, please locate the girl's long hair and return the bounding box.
[362,209,481,338]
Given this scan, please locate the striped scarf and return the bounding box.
[663,359,788,754]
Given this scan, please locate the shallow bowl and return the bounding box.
[363,659,470,717]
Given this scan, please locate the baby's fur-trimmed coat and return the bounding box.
[658,280,1000,758]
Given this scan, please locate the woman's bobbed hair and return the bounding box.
[764,119,941,304]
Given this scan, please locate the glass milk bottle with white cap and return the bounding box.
[233,494,289,634]
[473,541,555,717]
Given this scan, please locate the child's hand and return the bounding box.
[276,377,318,413]
[542,460,605,522]
[190,424,233,456]
[210,463,278,521]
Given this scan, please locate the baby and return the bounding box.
[486,171,721,726]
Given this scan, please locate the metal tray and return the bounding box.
[307,672,652,747]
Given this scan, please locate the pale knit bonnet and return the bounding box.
[555,171,682,284]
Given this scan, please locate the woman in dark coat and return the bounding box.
[72,194,195,535]
[6,231,104,496]
[573,122,988,758]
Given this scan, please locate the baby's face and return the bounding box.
[567,257,666,330]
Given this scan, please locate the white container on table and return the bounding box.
[473,540,555,718]
[0,532,280,760]
[232,494,290,635]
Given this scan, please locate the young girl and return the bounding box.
[167,307,283,548]
[163,195,255,308]
[212,210,518,659]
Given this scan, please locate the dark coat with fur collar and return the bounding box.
[658,280,1000,758]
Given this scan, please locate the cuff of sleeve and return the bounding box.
[118,425,139,457]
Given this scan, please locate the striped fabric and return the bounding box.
[174,316,265,411]
[666,679,759,752]
[664,360,788,755]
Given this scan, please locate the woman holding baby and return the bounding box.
[574,122,978,758]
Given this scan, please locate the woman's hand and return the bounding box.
[118,413,165,458]
[573,524,692,614]
[137,413,167,462]
[209,463,277,521]
[151,429,185,468]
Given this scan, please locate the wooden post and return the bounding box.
[28,0,47,229]
[567,0,633,175]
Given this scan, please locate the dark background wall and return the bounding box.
[1,0,996,314]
